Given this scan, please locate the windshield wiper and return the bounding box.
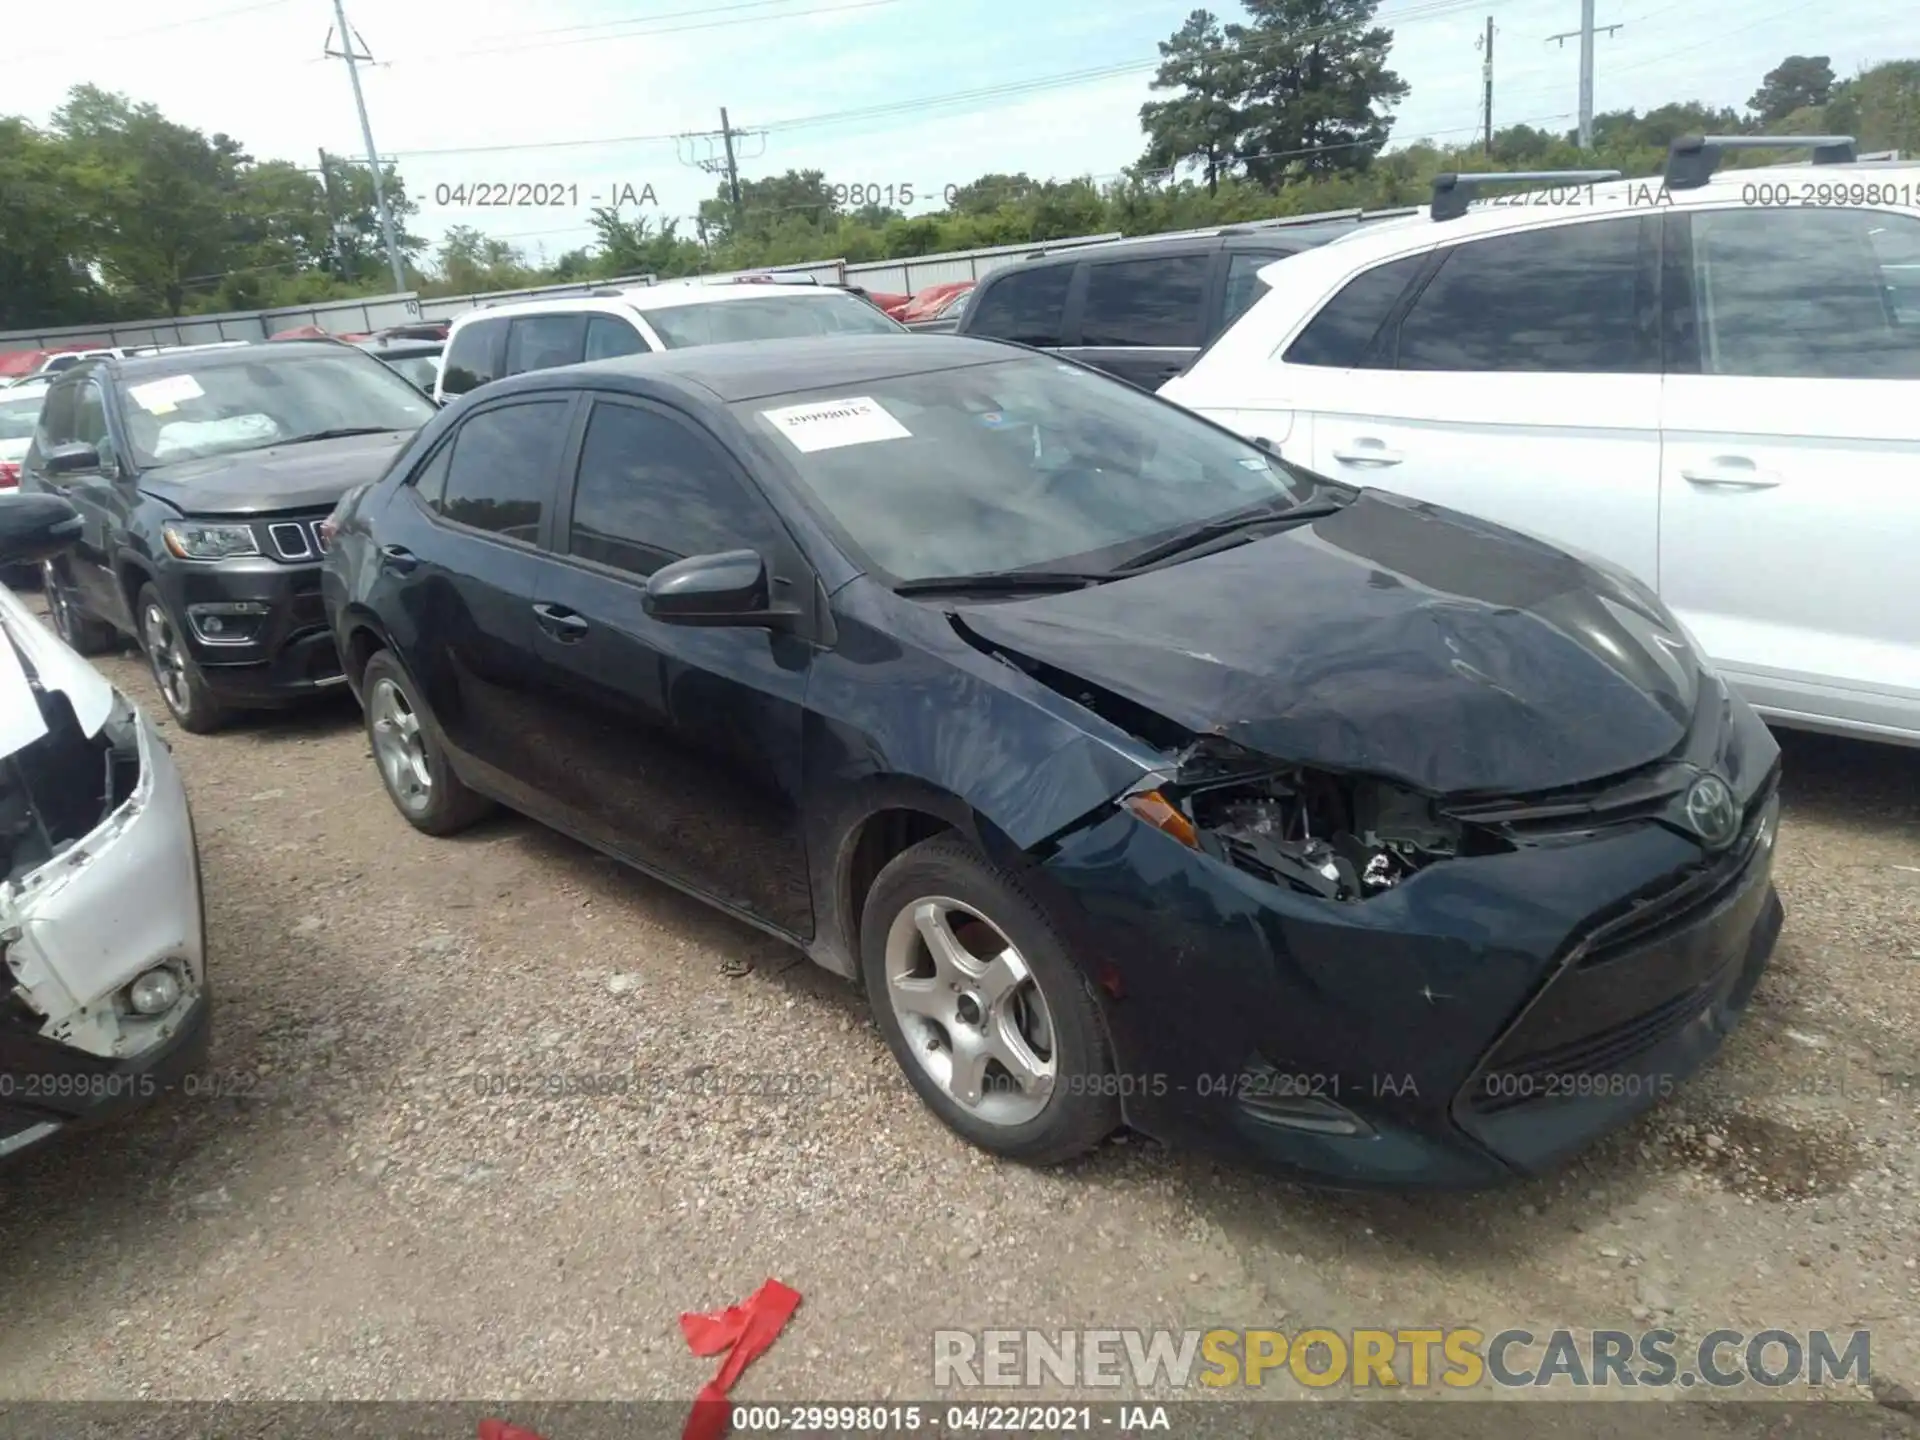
[893,569,1111,596]
[277,426,404,445]
[1113,496,1349,574]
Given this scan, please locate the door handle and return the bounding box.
[1330,438,1404,466]
[378,544,418,573]
[532,602,589,642]
[1680,458,1781,491]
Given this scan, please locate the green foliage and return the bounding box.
[2,56,1917,331]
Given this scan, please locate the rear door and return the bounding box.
[1304,214,1666,583]
[1061,250,1216,389]
[438,316,508,400]
[584,314,651,361]
[525,394,815,934]
[375,393,577,811]
[1657,202,1920,737]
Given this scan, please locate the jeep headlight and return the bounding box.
[161,520,259,561]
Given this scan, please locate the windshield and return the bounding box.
[644,292,904,349]
[116,351,437,467]
[0,392,44,443]
[738,356,1314,582]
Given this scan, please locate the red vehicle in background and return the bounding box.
[900,281,975,330]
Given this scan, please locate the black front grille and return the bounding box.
[263,517,330,562]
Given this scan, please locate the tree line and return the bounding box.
[2,0,1915,329]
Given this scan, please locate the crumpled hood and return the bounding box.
[956,490,1701,798]
[0,583,113,761]
[138,429,415,516]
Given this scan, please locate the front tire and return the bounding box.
[860,834,1120,1165]
[43,561,118,656]
[362,649,492,835]
[136,584,227,732]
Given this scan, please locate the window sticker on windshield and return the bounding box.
[126,375,205,415]
[760,395,911,453]
[1238,458,1269,471]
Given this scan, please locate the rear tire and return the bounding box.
[362,649,492,835]
[42,561,117,656]
[860,834,1120,1165]
[136,584,227,733]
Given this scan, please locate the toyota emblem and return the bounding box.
[1684,774,1739,850]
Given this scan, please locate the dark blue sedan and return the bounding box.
[319,334,1783,1187]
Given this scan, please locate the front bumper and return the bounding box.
[1034,754,1784,1190]
[163,552,346,705]
[0,704,210,1158]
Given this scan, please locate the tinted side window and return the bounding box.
[410,440,453,508]
[567,401,778,578]
[1393,217,1653,373]
[441,317,507,395]
[36,382,78,448]
[73,380,117,470]
[1687,207,1920,380]
[436,399,570,542]
[585,315,648,362]
[1283,254,1428,367]
[966,264,1073,346]
[1222,252,1287,329]
[505,314,587,376]
[1080,254,1212,348]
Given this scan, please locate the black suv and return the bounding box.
[954,218,1407,390]
[20,342,438,732]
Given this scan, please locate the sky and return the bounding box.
[7,0,1917,273]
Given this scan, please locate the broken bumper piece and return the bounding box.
[0,698,209,1159]
[1034,759,1784,1190]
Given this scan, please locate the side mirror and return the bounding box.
[644,550,796,630]
[0,493,83,566]
[45,441,102,476]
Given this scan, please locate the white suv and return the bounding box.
[434,278,908,404]
[1161,136,1920,749]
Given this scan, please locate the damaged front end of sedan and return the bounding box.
[1119,738,1516,904]
[0,605,209,1159]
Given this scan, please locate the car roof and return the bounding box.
[77,340,374,382]
[488,332,1023,404]
[451,283,880,327]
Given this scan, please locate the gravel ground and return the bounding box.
[1,602,1917,1435]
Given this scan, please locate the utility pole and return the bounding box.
[719,108,743,232]
[1547,1,1623,151]
[1477,17,1495,156]
[674,110,765,238]
[325,0,408,294]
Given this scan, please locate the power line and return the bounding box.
[10,0,299,61]
[387,0,1507,160]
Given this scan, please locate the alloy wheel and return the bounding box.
[883,895,1057,1125]
[141,601,193,716]
[368,675,433,813]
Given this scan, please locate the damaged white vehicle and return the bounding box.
[0,493,208,1159]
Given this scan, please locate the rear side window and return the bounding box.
[1222,252,1288,329]
[566,401,778,578]
[1685,207,1920,380]
[966,265,1073,347]
[1079,254,1212,348]
[434,398,571,542]
[1283,254,1428,367]
[1391,216,1654,373]
[585,315,648,362]
[505,314,587,376]
[441,317,507,396]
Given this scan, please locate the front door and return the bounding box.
[526,393,815,936]
[1303,213,1666,584]
[1658,203,1920,736]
